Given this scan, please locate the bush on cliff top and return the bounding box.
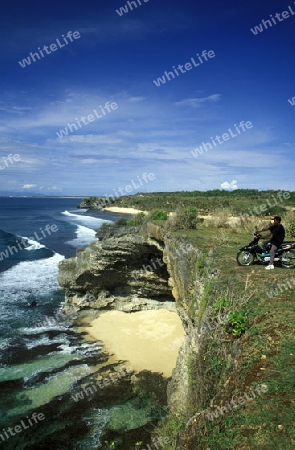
[150,209,168,221]
[126,212,146,226]
[167,206,198,230]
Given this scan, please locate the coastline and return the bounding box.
[103,206,148,215]
[84,309,185,377]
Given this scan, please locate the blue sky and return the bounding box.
[0,0,294,195]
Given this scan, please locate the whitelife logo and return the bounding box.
[267,278,295,299]
[56,102,118,139]
[0,154,21,170]
[239,190,290,220]
[116,0,149,16]
[138,437,171,450]
[89,172,155,209]
[0,224,58,262]
[71,367,134,402]
[191,121,253,158]
[203,385,268,421]
[153,50,215,87]
[0,412,45,443]
[250,3,295,35]
[18,31,81,68]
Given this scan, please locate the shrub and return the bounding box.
[213,296,231,315]
[114,218,128,226]
[263,205,287,216]
[180,206,198,229]
[169,206,198,230]
[150,209,168,221]
[195,256,205,275]
[197,280,214,321]
[103,440,118,450]
[226,311,246,337]
[126,212,146,226]
[210,207,232,228]
[99,222,114,231]
[288,219,295,237]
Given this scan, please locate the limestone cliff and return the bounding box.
[58,223,204,408]
[58,225,175,314]
[58,222,239,449]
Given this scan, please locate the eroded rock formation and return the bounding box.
[58,225,176,314]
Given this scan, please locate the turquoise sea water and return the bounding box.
[0,198,161,450]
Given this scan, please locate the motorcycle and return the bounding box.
[236,232,295,268]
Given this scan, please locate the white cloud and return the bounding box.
[45,186,61,192]
[128,97,145,102]
[56,135,123,145]
[21,184,36,189]
[116,130,134,137]
[80,158,117,164]
[221,180,238,190]
[174,94,221,108]
[1,89,294,194]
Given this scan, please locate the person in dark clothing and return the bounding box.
[257,216,285,270]
[28,300,37,307]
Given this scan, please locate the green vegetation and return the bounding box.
[150,209,168,220]
[97,214,145,236]
[152,414,185,450]
[103,440,119,450]
[81,189,295,217]
[226,310,247,337]
[126,212,146,226]
[198,280,214,321]
[100,222,115,232]
[212,296,231,315]
[195,255,205,275]
[172,206,199,230]
[148,201,295,450]
[114,217,129,226]
[81,196,103,208]
[187,352,198,387]
[288,219,295,237]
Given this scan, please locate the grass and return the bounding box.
[153,218,295,450]
[195,298,295,449]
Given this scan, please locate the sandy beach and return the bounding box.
[85,309,185,377]
[104,206,147,214]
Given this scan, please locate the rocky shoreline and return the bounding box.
[57,221,194,448]
[57,218,235,449]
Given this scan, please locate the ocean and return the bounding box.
[0,198,159,450]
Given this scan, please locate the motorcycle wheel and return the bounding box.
[281,250,295,269]
[236,251,254,266]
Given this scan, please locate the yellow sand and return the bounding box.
[104,206,147,214]
[86,309,185,377]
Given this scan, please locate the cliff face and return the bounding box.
[58,225,175,314]
[77,197,108,209]
[58,223,238,448]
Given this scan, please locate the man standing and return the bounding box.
[257,216,285,270]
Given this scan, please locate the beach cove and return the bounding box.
[85,309,185,377]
